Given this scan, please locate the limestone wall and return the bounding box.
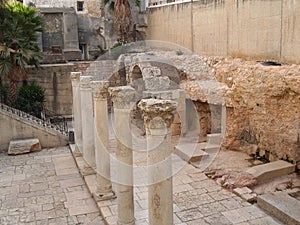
[211,58,300,164]
[26,64,75,115]
[0,109,68,152]
[147,0,300,63]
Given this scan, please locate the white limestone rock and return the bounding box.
[8,138,41,155]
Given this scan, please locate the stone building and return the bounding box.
[12,0,146,63]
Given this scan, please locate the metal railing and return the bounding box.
[0,102,68,136]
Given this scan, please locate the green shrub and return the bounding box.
[15,80,45,118]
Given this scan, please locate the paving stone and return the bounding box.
[198,202,227,216]
[222,205,267,224]
[257,191,300,225]
[204,213,232,225]
[176,208,203,222]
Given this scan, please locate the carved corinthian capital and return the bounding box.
[138,99,177,129]
[80,76,93,89]
[91,81,109,100]
[109,86,136,109]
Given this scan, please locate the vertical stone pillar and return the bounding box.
[70,72,83,156]
[176,90,187,135]
[91,81,115,201]
[138,99,177,225]
[109,86,135,225]
[80,76,96,175]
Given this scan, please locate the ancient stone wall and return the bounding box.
[211,58,300,164]
[147,0,300,64]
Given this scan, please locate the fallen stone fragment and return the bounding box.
[8,138,41,155]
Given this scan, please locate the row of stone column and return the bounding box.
[71,72,177,225]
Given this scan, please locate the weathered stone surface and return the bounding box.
[246,160,295,183]
[175,143,208,163]
[8,138,41,155]
[212,58,300,163]
[144,76,170,91]
[258,192,300,225]
[233,187,257,203]
[212,170,257,189]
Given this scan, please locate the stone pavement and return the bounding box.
[0,146,285,225]
[0,146,104,225]
[93,160,285,225]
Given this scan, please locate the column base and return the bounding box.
[93,190,116,202]
[80,165,96,176]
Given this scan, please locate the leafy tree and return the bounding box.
[0,2,44,106]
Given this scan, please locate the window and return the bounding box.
[77,1,84,11]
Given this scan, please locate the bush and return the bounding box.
[15,80,45,118]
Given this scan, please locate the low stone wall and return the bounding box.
[0,109,68,152]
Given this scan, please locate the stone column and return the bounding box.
[70,72,83,156]
[109,86,135,225]
[91,81,116,201]
[138,99,177,225]
[80,76,96,175]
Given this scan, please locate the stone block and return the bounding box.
[8,138,41,155]
[258,192,300,225]
[175,143,209,162]
[144,76,170,91]
[207,133,222,145]
[233,187,257,203]
[246,160,295,183]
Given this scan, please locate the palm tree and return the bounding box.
[103,0,140,42]
[0,2,43,106]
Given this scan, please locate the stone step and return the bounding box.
[197,142,220,151]
[257,191,300,225]
[207,133,222,145]
[175,143,209,163]
[246,160,295,183]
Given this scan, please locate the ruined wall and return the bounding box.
[147,0,300,64]
[211,58,300,164]
[26,64,75,115]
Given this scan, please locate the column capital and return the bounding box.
[109,86,135,109]
[80,76,93,89]
[138,99,177,129]
[70,72,82,82]
[91,81,109,99]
